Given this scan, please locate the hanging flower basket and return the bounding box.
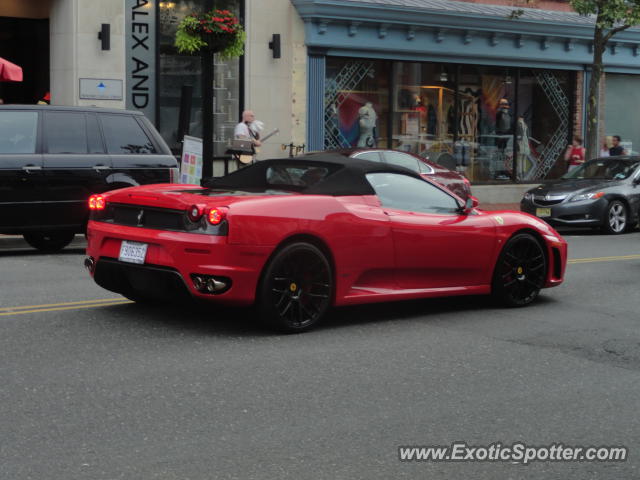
[175,9,245,59]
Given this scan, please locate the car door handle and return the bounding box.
[93,165,111,171]
[22,165,42,173]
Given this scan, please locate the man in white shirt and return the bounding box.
[234,110,262,147]
[233,110,262,166]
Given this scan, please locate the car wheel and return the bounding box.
[23,231,76,253]
[602,200,628,234]
[492,233,546,307]
[258,242,333,333]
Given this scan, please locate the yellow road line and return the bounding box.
[568,254,640,264]
[0,298,128,312]
[2,254,638,316]
[0,300,133,317]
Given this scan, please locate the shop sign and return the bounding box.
[180,135,203,185]
[79,79,123,100]
[125,0,156,121]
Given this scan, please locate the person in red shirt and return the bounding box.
[564,136,586,172]
[37,92,50,105]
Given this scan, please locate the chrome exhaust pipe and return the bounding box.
[192,276,205,291]
[84,257,95,272]
[206,277,228,293]
[191,274,230,294]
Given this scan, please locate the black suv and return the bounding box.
[0,105,178,251]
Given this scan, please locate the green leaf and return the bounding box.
[174,10,245,59]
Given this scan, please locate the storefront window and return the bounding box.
[158,0,241,155]
[605,73,640,155]
[455,66,516,182]
[324,58,390,149]
[392,62,456,166]
[323,58,574,183]
[516,69,572,181]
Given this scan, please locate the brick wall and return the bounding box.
[457,0,573,11]
[574,71,583,139]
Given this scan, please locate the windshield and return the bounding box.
[562,158,640,180]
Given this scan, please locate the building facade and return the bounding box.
[293,0,640,184]
[3,0,640,184]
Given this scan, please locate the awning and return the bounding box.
[0,57,23,82]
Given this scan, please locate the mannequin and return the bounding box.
[516,115,530,180]
[357,102,378,148]
[455,139,469,173]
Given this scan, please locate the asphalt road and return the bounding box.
[1,231,640,479]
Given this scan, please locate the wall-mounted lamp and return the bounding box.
[503,69,513,85]
[98,23,110,51]
[438,66,448,82]
[268,34,281,59]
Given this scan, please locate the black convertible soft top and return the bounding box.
[201,152,423,196]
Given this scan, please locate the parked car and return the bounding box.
[0,105,178,251]
[85,153,566,333]
[302,149,472,200]
[520,156,640,234]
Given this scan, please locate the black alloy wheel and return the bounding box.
[602,200,628,235]
[258,242,333,332]
[23,231,76,253]
[492,233,546,307]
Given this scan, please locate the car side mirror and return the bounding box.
[462,195,479,213]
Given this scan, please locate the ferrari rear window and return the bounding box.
[266,165,331,188]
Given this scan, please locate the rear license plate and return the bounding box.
[119,240,148,264]
[536,208,551,218]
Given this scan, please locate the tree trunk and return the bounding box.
[585,28,605,161]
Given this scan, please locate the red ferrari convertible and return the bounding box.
[85,154,567,332]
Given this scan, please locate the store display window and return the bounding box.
[324,57,575,183]
[324,58,390,149]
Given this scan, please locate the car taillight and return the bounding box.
[169,167,179,183]
[88,194,106,210]
[188,204,204,222]
[207,207,228,225]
